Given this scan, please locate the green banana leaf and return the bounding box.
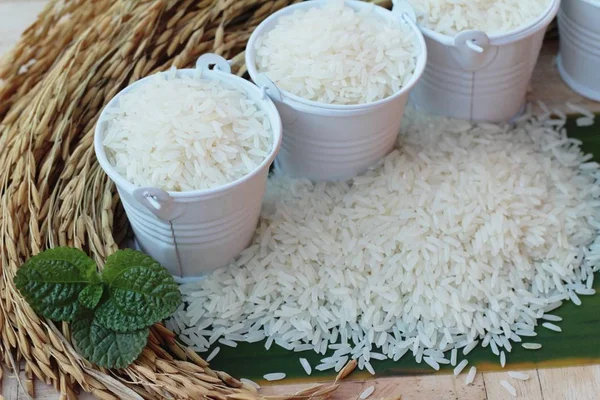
[206,114,600,384]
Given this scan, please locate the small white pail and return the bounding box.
[406,0,561,122]
[94,54,282,281]
[557,0,600,101]
[245,0,427,181]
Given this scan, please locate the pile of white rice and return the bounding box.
[103,69,272,192]
[170,106,600,375]
[406,0,551,36]
[253,0,419,105]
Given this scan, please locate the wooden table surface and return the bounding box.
[2,1,600,399]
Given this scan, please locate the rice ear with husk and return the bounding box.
[0,0,389,397]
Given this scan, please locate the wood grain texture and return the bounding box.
[259,374,487,400]
[1,2,599,400]
[537,366,600,400]
[484,369,543,400]
[528,40,600,113]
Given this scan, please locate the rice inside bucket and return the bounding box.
[245,0,427,181]
[403,0,560,122]
[94,54,283,281]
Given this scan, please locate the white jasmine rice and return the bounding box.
[463,341,479,356]
[465,366,477,385]
[508,371,530,380]
[500,380,517,397]
[541,314,562,322]
[359,385,376,399]
[254,0,419,105]
[103,69,272,192]
[450,348,457,366]
[542,322,562,332]
[424,356,440,370]
[218,338,238,348]
[240,378,260,390]
[454,360,469,376]
[206,347,220,362]
[407,0,551,36]
[522,343,543,350]
[299,358,312,375]
[263,372,286,381]
[172,106,600,375]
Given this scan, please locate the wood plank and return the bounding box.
[0,1,46,57]
[483,369,543,400]
[528,40,600,113]
[259,374,487,400]
[537,366,600,400]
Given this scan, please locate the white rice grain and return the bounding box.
[103,73,272,191]
[465,366,477,385]
[218,338,238,348]
[423,356,440,371]
[463,341,479,356]
[576,117,595,127]
[450,348,458,366]
[359,385,376,400]
[175,105,600,378]
[299,358,312,375]
[240,378,260,390]
[542,322,562,332]
[522,343,542,350]
[454,360,469,376]
[254,0,419,105]
[206,347,220,362]
[406,0,551,35]
[542,314,562,322]
[500,380,517,397]
[263,373,286,382]
[508,371,530,380]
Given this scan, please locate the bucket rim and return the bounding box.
[245,0,428,111]
[94,66,283,199]
[417,0,561,46]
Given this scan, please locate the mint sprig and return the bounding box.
[14,248,99,321]
[71,309,149,369]
[14,247,181,369]
[95,249,180,332]
[78,284,104,310]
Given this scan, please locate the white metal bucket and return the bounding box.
[557,0,600,101]
[406,0,561,122]
[94,54,283,282]
[245,0,427,181]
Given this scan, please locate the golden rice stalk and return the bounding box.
[0,0,390,398]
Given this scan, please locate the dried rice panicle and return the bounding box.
[0,0,331,399]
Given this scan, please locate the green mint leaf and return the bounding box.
[14,248,99,321]
[71,310,148,369]
[96,249,181,332]
[29,247,99,282]
[78,284,104,310]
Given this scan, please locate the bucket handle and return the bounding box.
[196,53,232,74]
[391,0,417,22]
[132,187,186,221]
[451,30,498,71]
[254,73,283,102]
